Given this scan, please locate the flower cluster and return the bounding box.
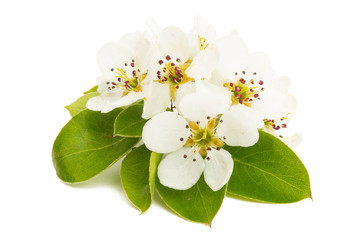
[86,17,300,192]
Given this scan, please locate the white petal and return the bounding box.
[158,26,189,64]
[178,91,231,124]
[174,81,196,112]
[195,79,230,97]
[145,17,161,36]
[158,148,204,190]
[142,112,190,153]
[244,52,275,86]
[189,16,217,57]
[185,44,219,80]
[215,33,248,80]
[86,95,106,112]
[119,31,153,74]
[268,76,291,93]
[142,82,171,119]
[204,149,233,191]
[217,105,263,147]
[252,91,297,119]
[283,133,302,149]
[86,90,143,113]
[102,91,144,113]
[97,42,134,75]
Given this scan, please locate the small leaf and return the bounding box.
[156,175,227,225]
[225,130,311,203]
[121,145,153,213]
[83,85,98,94]
[52,108,139,183]
[65,91,100,117]
[114,101,147,137]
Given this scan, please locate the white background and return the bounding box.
[1,0,363,239]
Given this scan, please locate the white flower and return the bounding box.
[188,16,217,58]
[213,32,298,123]
[142,88,263,191]
[261,77,301,148]
[86,32,153,113]
[142,24,219,119]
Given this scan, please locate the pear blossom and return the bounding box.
[142,24,219,119]
[86,32,153,113]
[188,16,217,58]
[142,87,263,191]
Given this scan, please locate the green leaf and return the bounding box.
[83,85,98,94]
[225,130,311,203]
[114,101,147,137]
[65,91,100,117]
[149,152,163,199]
[156,176,227,225]
[52,108,140,183]
[120,145,163,213]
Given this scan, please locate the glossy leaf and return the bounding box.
[225,130,311,203]
[121,145,153,213]
[65,91,100,117]
[52,108,139,183]
[83,85,98,94]
[114,101,147,137]
[156,175,227,225]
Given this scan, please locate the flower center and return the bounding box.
[224,71,265,107]
[156,55,193,99]
[183,117,224,157]
[107,59,145,95]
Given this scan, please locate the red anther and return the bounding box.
[239,78,246,84]
[251,80,254,84]
[132,70,136,76]
[259,80,264,85]
[207,147,212,151]
[130,62,135,67]
[166,55,171,61]
[171,62,175,66]
[244,98,249,102]
[157,71,161,75]
[230,82,234,87]
[282,124,287,128]
[235,86,241,92]
[112,82,117,85]
[117,78,121,82]
[176,85,179,89]
[158,60,163,65]
[236,94,242,99]
[254,94,259,98]
[250,89,254,92]
[239,99,243,104]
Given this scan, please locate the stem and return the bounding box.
[170,100,174,112]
